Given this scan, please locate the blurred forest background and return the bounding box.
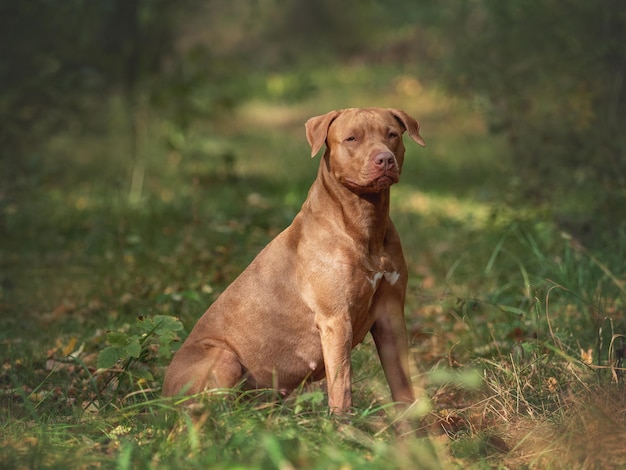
[2,0,625,233]
[1,1,626,467]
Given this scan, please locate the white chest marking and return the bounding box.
[384,271,401,286]
[368,272,384,289]
[368,271,400,289]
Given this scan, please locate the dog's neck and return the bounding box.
[302,159,391,254]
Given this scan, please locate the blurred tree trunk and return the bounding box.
[110,0,145,204]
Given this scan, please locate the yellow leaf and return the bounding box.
[580,348,593,365]
[62,337,78,356]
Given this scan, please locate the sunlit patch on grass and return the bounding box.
[393,187,492,229]
[237,100,309,130]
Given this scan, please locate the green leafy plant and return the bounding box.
[98,315,184,370]
[92,315,184,410]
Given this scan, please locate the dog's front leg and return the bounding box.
[370,298,414,406]
[317,314,353,412]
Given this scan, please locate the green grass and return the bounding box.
[2,64,625,468]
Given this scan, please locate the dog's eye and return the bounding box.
[345,136,357,142]
[388,132,399,139]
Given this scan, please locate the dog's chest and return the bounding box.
[367,270,401,290]
[364,252,400,290]
[348,254,402,337]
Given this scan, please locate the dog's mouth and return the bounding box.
[373,175,395,188]
[342,174,398,193]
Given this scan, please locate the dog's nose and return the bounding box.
[373,152,395,170]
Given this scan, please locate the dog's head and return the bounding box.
[305,108,425,194]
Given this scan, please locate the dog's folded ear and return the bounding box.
[390,109,426,147]
[305,110,342,157]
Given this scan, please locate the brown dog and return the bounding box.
[163,107,426,412]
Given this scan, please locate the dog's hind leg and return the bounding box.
[163,346,243,396]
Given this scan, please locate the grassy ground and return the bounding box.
[2,65,625,468]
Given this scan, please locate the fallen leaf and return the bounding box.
[61,337,78,356]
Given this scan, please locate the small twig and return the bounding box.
[544,283,565,351]
[608,334,626,384]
